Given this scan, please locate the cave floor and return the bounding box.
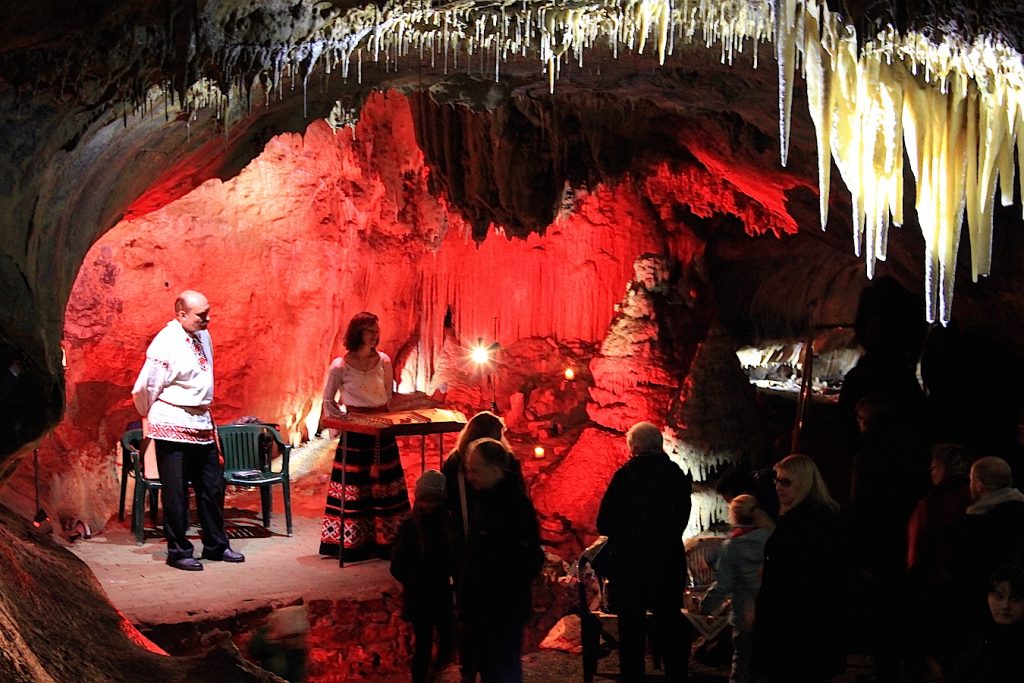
[68,506,385,627]
[65,434,873,682]
[68,509,874,683]
[65,474,745,681]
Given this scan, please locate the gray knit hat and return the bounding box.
[415,469,447,498]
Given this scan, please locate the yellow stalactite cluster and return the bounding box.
[189,1,1024,323]
[768,2,1023,324]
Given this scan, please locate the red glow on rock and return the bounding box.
[46,90,767,536]
[57,91,670,488]
[674,124,816,237]
[117,611,168,655]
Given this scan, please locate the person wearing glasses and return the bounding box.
[752,454,848,682]
[131,290,243,570]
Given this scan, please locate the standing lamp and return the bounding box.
[470,329,501,413]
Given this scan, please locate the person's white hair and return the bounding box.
[626,421,663,455]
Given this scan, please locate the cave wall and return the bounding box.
[0,504,280,683]
[3,82,848,540]
[13,91,691,532]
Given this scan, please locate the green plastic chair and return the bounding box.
[119,428,162,545]
[218,424,293,536]
[117,427,141,521]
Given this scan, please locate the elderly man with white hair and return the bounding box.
[596,421,693,683]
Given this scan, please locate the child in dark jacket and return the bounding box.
[391,470,457,683]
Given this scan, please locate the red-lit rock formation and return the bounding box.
[32,89,824,542]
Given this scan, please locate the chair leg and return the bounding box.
[282,480,292,537]
[118,461,129,521]
[132,484,146,546]
[260,486,272,528]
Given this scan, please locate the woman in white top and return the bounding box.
[318,311,410,561]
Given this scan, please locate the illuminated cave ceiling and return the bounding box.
[3,0,1024,454]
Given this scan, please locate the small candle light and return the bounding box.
[564,367,575,381]
[533,445,545,459]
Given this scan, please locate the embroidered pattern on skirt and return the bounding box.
[319,430,409,561]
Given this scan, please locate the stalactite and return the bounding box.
[18,1,1020,325]
[775,0,797,167]
[189,2,1020,324]
[685,489,729,537]
[803,1,831,229]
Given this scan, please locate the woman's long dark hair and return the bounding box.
[344,312,378,351]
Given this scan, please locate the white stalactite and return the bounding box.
[127,0,1024,325]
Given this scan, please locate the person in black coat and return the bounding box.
[391,470,458,683]
[442,412,526,683]
[596,421,693,683]
[847,395,928,682]
[753,453,848,683]
[456,437,544,683]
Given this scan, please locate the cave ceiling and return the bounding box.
[3,0,1024,455]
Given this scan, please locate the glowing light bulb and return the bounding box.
[564,368,575,381]
[534,445,545,459]
[471,345,490,365]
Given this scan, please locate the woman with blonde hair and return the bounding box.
[753,454,847,682]
[773,453,839,516]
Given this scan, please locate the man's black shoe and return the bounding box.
[168,557,203,571]
[202,548,245,563]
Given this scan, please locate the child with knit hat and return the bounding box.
[390,470,457,682]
